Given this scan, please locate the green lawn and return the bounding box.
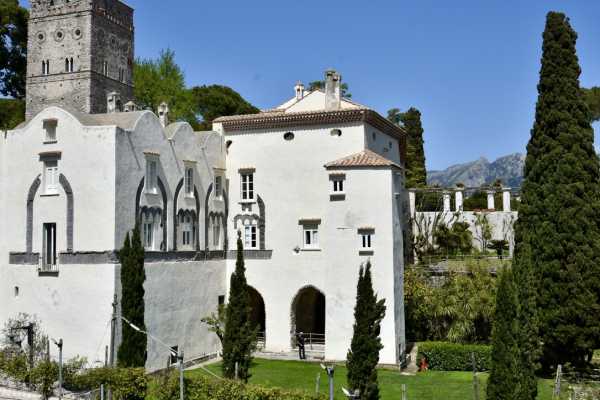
[186,358,562,400]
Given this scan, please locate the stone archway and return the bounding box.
[248,286,266,347]
[290,285,326,349]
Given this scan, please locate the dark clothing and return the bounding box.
[296,333,306,360]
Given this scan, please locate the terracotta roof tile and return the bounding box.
[325,149,402,169]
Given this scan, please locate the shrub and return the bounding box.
[417,341,491,371]
[30,360,59,398]
[149,371,325,400]
[66,367,146,400]
[0,349,29,382]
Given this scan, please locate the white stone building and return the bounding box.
[214,73,407,364]
[0,0,407,370]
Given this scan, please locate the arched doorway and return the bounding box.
[248,286,266,347]
[290,286,326,351]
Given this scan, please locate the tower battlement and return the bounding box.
[30,0,133,30]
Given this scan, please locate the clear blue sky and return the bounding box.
[21,0,600,170]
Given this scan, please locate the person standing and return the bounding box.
[297,332,306,360]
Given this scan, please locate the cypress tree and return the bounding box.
[222,231,256,381]
[486,268,520,400]
[515,11,600,371]
[387,107,427,187]
[347,262,386,400]
[117,227,147,367]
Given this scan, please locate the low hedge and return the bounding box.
[417,341,491,371]
[66,367,147,400]
[150,370,325,400]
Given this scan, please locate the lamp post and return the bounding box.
[121,317,184,400]
[342,387,360,399]
[52,338,63,400]
[320,364,335,400]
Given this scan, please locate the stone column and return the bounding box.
[409,189,416,217]
[455,189,464,212]
[502,188,511,212]
[487,190,495,210]
[443,191,451,212]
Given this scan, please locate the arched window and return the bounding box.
[177,210,196,250]
[140,208,161,251]
[70,58,74,72]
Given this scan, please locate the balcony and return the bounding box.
[38,255,59,275]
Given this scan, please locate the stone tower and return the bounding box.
[25,0,134,119]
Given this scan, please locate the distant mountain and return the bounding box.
[427,153,525,188]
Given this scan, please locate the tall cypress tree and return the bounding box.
[387,107,427,187]
[487,268,520,400]
[347,262,386,400]
[222,231,256,381]
[117,227,147,367]
[515,11,600,371]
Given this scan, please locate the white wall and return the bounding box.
[413,211,518,253]
[2,263,116,364]
[144,260,226,372]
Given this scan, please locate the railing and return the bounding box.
[293,332,325,352]
[256,331,266,349]
[38,255,59,274]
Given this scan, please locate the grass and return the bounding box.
[186,358,563,400]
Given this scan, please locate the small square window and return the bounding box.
[332,177,344,193]
[359,229,375,254]
[218,295,225,306]
[303,224,319,249]
[43,120,57,143]
[361,233,372,248]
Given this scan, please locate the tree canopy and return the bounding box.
[221,232,256,381]
[133,49,198,128]
[133,50,259,130]
[387,107,427,187]
[347,262,386,400]
[191,85,259,130]
[117,228,147,368]
[0,98,25,129]
[515,11,600,372]
[0,0,27,99]
[583,86,600,122]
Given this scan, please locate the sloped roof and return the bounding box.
[214,108,405,140]
[15,106,150,131]
[324,149,402,169]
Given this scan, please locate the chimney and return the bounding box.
[294,82,305,101]
[124,101,138,113]
[324,69,342,110]
[158,102,169,127]
[107,92,122,113]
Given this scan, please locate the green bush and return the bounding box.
[417,342,491,371]
[0,349,30,382]
[149,370,325,400]
[30,360,59,398]
[66,367,146,400]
